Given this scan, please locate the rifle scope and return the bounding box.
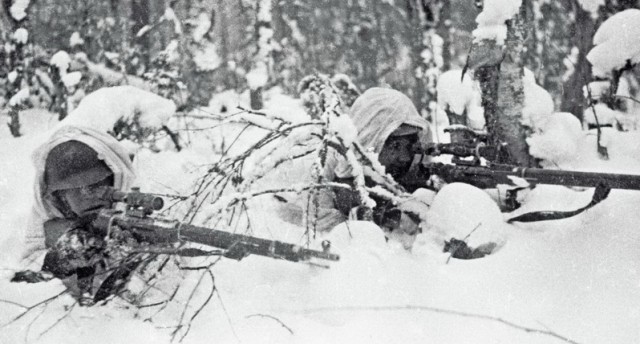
[99,187,164,211]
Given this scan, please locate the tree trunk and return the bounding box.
[7,108,21,137]
[560,2,594,122]
[476,4,535,167]
[131,0,151,67]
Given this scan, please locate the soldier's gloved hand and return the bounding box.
[43,218,83,248]
[376,199,427,250]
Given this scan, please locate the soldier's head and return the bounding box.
[378,124,422,180]
[45,140,114,218]
[348,87,430,180]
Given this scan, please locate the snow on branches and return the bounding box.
[587,9,640,77]
[183,75,409,239]
[473,0,522,45]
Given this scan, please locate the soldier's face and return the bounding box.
[57,177,113,218]
[378,134,418,179]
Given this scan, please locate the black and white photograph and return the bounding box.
[0,0,638,343]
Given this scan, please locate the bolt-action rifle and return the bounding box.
[401,126,640,222]
[93,187,340,263]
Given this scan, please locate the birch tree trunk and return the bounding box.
[475,3,535,167]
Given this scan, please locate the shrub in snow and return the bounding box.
[522,68,554,132]
[577,0,605,18]
[436,69,485,130]
[9,0,30,21]
[587,9,640,77]
[331,74,361,107]
[12,28,28,44]
[8,87,30,107]
[62,86,176,151]
[527,112,585,165]
[50,51,71,75]
[69,32,84,47]
[61,71,82,89]
[426,182,509,250]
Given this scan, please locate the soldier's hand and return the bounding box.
[43,218,83,248]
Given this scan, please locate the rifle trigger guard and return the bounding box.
[176,221,184,242]
[105,213,122,239]
[474,143,485,161]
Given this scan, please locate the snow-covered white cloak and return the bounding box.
[23,125,136,263]
[277,87,432,231]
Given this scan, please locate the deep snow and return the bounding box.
[0,88,639,344]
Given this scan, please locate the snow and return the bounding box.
[257,0,272,22]
[2,89,640,344]
[583,80,610,100]
[69,31,84,47]
[9,0,30,21]
[193,43,221,71]
[191,13,211,42]
[62,86,176,133]
[434,69,485,139]
[583,103,621,127]
[473,0,522,44]
[577,0,605,18]
[135,25,151,38]
[61,71,82,88]
[426,182,509,250]
[527,112,584,166]
[522,68,554,132]
[104,51,120,62]
[12,28,28,44]
[162,7,182,35]
[246,62,269,89]
[436,70,476,116]
[73,53,149,90]
[50,51,71,75]
[587,9,640,77]
[8,70,18,83]
[328,112,358,146]
[8,87,29,106]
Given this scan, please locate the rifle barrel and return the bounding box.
[420,163,640,190]
[493,165,640,190]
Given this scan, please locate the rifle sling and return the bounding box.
[507,183,611,223]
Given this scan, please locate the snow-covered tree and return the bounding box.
[469,0,536,166]
[247,0,275,110]
[2,0,33,137]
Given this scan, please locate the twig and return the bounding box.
[171,269,209,342]
[0,289,69,328]
[0,299,28,309]
[446,222,482,264]
[293,305,581,344]
[37,301,77,339]
[215,284,240,342]
[584,83,609,159]
[178,270,216,342]
[245,314,294,335]
[143,286,181,322]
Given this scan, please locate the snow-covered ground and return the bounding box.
[1,89,639,344]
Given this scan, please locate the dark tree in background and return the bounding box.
[2,0,640,138]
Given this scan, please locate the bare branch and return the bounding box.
[245,314,294,335]
[0,289,69,328]
[293,305,581,344]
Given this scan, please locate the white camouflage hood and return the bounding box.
[349,87,431,153]
[24,125,136,260]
